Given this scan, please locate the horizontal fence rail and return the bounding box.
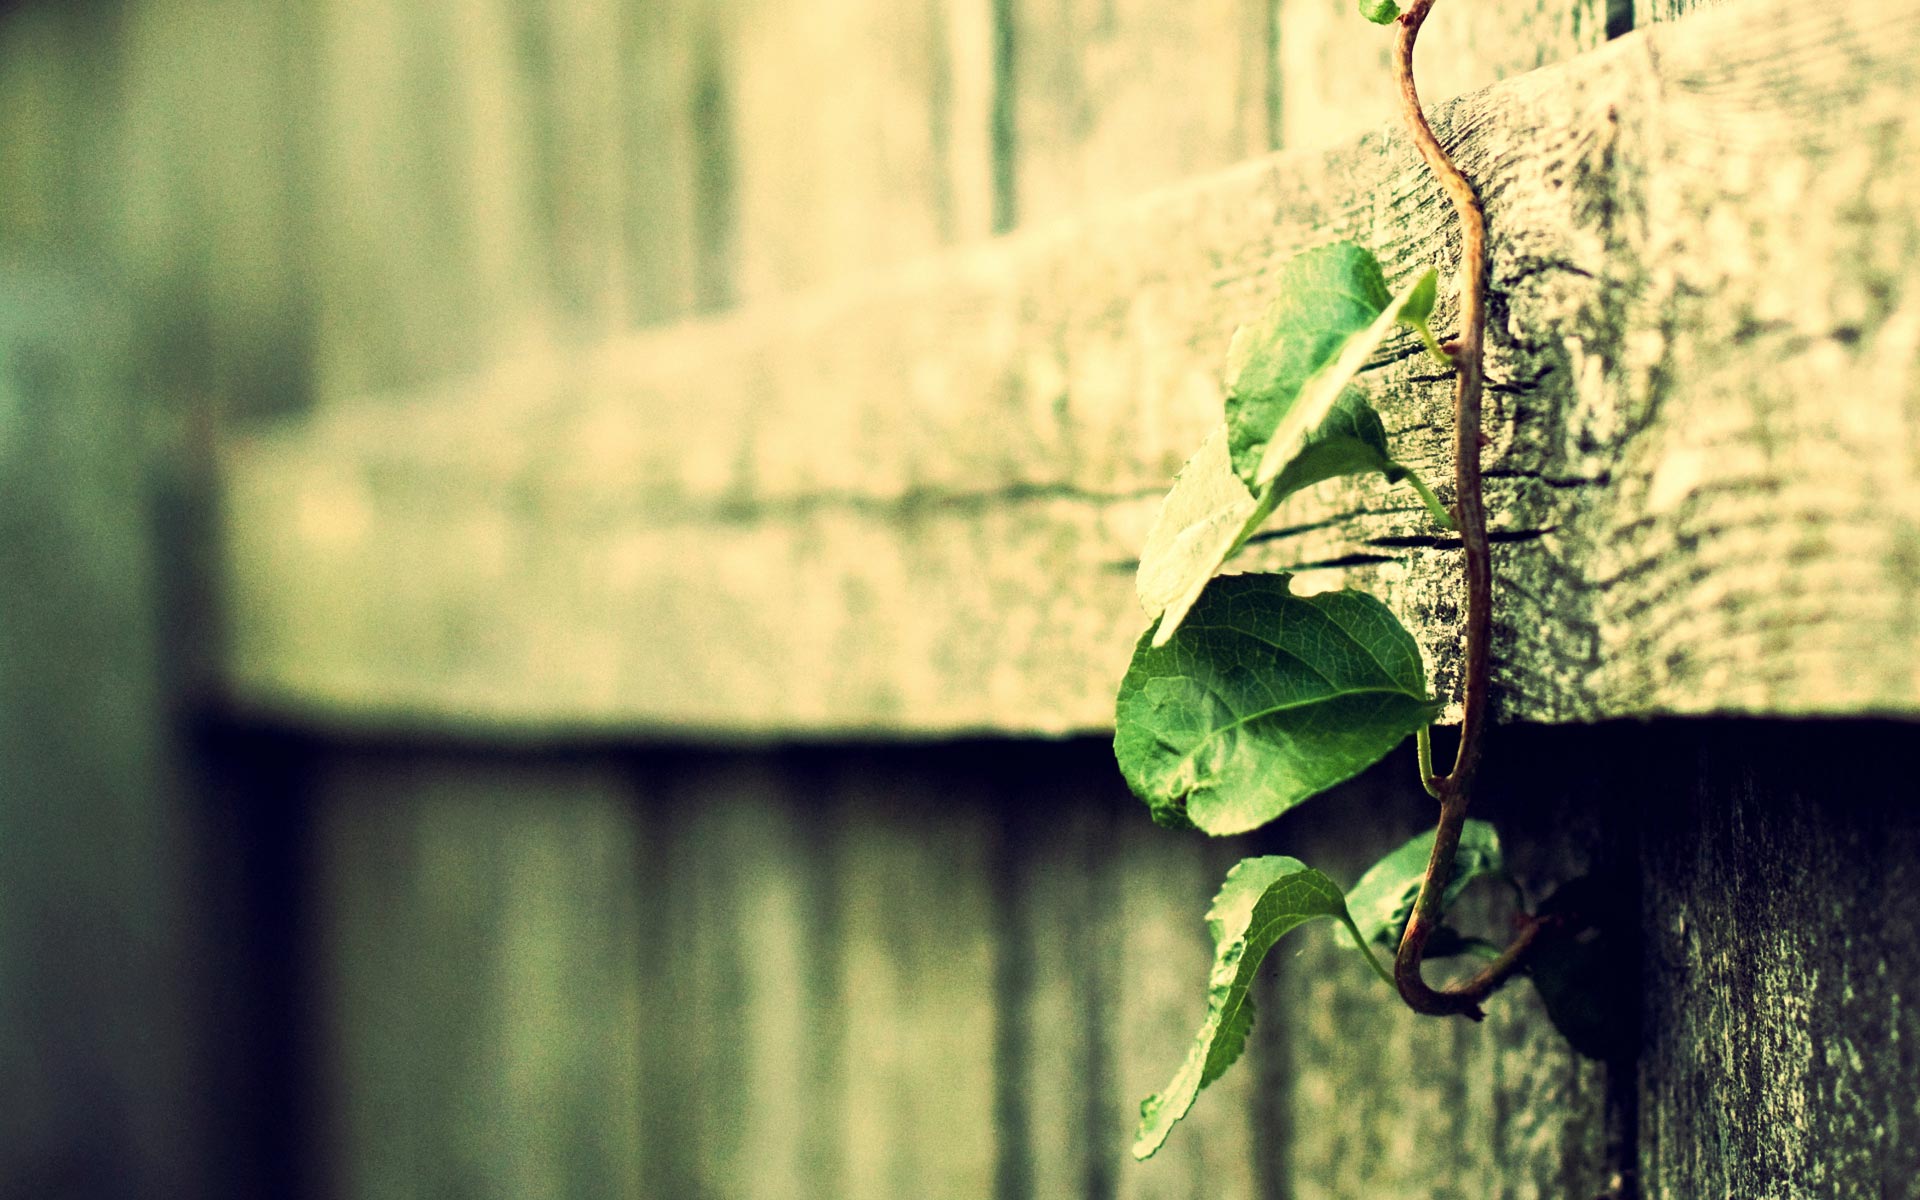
[219,0,1920,739]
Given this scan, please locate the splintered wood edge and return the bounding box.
[218,0,1920,739]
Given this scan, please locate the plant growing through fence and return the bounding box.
[1116,0,1610,1159]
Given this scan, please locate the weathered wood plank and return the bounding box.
[0,264,207,1196]
[1275,0,1611,152]
[257,726,1920,1200]
[101,0,319,422]
[833,764,1002,1198]
[220,0,1920,736]
[1108,824,1267,1200]
[1012,782,1118,1200]
[1637,723,1919,1199]
[627,0,726,322]
[314,757,647,1200]
[1007,0,1274,228]
[1263,731,1624,1199]
[620,739,1629,1198]
[0,7,115,255]
[723,0,996,300]
[635,755,852,1199]
[309,0,557,398]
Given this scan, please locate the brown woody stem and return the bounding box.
[1390,0,1517,1019]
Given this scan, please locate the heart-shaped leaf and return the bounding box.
[1115,574,1440,834]
[1133,855,1370,1159]
[1135,390,1412,647]
[1224,243,1438,490]
[1343,819,1508,953]
[1134,426,1260,647]
[1357,0,1401,23]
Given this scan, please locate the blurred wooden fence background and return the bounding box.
[9,0,1920,1197]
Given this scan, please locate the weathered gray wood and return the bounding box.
[1007,0,1274,228]
[1012,783,1119,1200]
[0,8,116,257]
[628,0,727,321]
[314,757,647,1200]
[115,0,318,418]
[1276,0,1610,151]
[218,0,1920,737]
[0,263,206,1196]
[832,755,1002,1198]
[723,0,996,300]
[636,756,850,1199]
[1266,732,1624,1199]
[308,0,556,398]
[1638,723,1919,1199]
[317,727,1920,1199]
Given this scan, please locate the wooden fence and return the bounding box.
[7,0,1920,1196]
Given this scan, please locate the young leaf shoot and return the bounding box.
[1132,856,1380,1159]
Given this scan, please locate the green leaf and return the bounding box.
[1134,856,1359,1159]
[1134,426,1260,648]
[1357,0,1401,22]
[1223,243,1439,490]
[1115,574,1441,834]
[1266,388,1406,498]
[1135,392,1408,647]
[1343,820,1508,953]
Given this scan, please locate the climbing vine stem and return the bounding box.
[1115,0,1621,1159]
[1389,0,1518,1020]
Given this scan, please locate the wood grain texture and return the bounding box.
[1637,723,1920,1200]
[210,716,1920,1199]
[1266,729,1627,1200]
[834,760,1002,1199]
[1276,0,1609,152]
[314,756,647,1200]
[1007,0,1275,229]
[424,740,1645,1200]
[218,0,1920,738]
[309,0,557,398]
[638,757,847,1199]
[568,740,1630,1199]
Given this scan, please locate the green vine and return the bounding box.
[1116,0,1601,1160]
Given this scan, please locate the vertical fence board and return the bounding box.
[1006,0,1275,229]
[833,755,1001,1199]
[1017,793,1119,1200]
[723,0,996,300]
[98,0,319,427]
[626,0,717,322]
[0,265,205,1196]
[316,759,646,1200]
[310,0,548,398]
[0,8,115,256]
[1268,747,1617,1200]
[1639,725,1920,1200]
[640,757,848,1200]
[529,0,629,339]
